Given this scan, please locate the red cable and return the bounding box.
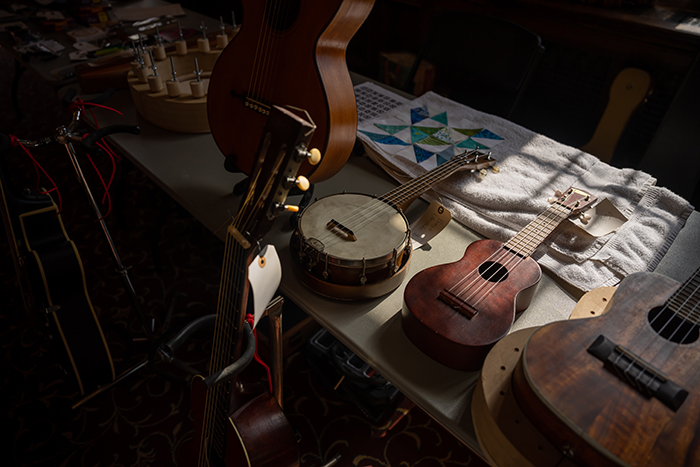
[9,135,63,213]
[245,313,274,395]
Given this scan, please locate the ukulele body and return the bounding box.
[207,0,374,183]
[402,239,541,371]
[513,271,700,467]
[178,375,299,467]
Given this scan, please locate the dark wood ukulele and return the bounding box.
[178,105,318,466]
[207,0,375,183]
[402,187,596,371]
[513,266,700,467]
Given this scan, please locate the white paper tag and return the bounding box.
[410,200,451,249]
[247,244,282,329]
[570,198,627,237]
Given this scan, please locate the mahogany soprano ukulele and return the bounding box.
[179,105,319,467]
[402,187,597,371]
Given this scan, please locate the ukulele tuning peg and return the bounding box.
[478,168,487,179]
[548,197,557,204]
[554,190,563,198]
[491,165,500,174]
[579,212,592,224]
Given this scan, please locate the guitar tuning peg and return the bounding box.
[276,203,299,213]
[297,147,322,165]
[554,190,563,198]
[548,197,557,204]
[295,175,310,191]
[579,212,592,224]
[491,165,500,174]
[478,168,487,179]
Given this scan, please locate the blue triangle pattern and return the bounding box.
[472,128,504,141]
[359,131,409,145]
[455,138,488,149]
[375,124,409,135]
[413,145,434,163]
[431,111,448,125]
[411,105,430,124]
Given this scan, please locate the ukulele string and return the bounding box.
[617,269,700,390]
[312,151,478,249]
[447,195,572,310]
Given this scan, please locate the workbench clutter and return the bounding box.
[127,17,239,133]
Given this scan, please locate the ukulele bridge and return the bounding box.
[587,334,688,411]
[439,289,478,318]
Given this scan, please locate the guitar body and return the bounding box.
[402,239,541,371]
[178,376,298,467]
[0,141,115,395]
[513,271,700,466]
[207,0,374,183]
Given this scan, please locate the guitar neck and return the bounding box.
[201,232,251,462]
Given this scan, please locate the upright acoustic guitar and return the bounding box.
[402,187,596,371]
[178,105,318,466]
[207,0,375,183]
[513,266,700,466]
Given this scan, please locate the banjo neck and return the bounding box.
[380,149,494,211]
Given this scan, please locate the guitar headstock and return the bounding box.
[231,105,318,248]
[549,187,597,216]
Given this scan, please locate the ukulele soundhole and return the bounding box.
[648,306,700,344]
[266,0,301,33]
[478,261,509,283]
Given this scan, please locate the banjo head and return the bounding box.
[297,193,409,265]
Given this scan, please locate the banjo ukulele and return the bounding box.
[290,149,497,300]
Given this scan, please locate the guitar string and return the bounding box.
[308,150,481,250]
[199,229,236,465]
[446,196,573,311]
[256,0,283,107]
[248,1,273,103]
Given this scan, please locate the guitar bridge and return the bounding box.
[587,334,688,411]
[244,97,270,116]
[438,289,478,318]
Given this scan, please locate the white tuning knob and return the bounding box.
[580,213,592,224]
[548,197,557,204]
[554,190,563,198]
[307,148,321,165]
[295,175,310,191]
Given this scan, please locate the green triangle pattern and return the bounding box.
[375,124,409,135]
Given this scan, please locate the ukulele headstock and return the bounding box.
[549,187,597,217]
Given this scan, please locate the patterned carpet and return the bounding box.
[0,49,488,467]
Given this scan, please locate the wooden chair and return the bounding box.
[401,10,544,120]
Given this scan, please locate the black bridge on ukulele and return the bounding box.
[587,334,688,411]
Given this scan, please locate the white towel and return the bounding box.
[357,91,693,292]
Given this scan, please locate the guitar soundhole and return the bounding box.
[478,261,509,283]
[266,0,301,33]
[648,307,700,344]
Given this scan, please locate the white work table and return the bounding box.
[78,78,700,461]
